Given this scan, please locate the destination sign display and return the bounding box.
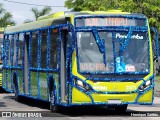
[76,17,146,27]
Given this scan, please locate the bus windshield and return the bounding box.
[77,31,149,73]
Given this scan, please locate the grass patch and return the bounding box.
[154,76,160,97]
[155,76,160,81]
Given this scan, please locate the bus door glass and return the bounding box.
[60,27,72,102]
[24,33,29,94]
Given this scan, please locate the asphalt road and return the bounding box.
[0,87,160,120]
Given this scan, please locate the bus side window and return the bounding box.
[3,35,7,66]
[67,32,72,48]
[41,30,47,68]
[31,31,38,68]
[13,34,18,66]
[0,33,3,60]
[50,29,58,69]
[7,35,12,66]
[18,33,24,66]
[62,30,72,51]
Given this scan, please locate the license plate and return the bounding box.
[108,100,122,104]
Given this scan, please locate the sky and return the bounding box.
[0,0,68,24]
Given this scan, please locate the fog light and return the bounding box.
[140,85,144,90]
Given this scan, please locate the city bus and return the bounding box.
[2,10,159,112]
[0,28,4,87]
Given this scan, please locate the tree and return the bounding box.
[31,6,52,20]
[65,0,119,11]
[65,0,160,32]
[0,3,15,27]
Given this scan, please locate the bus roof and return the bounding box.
[4,18,59,34]
[4,10,146,34]
[38,10,145,20]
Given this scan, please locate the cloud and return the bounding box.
[12,12,33,24]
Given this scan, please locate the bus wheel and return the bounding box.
[50,89,58,112]
[114,104,128,113]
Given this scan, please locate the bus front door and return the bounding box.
[24,34,29,94]
[60,29,72,103]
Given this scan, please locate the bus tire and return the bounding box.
[115,104,128,113]
[50,87,58,112]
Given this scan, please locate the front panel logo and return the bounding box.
[116,33,144,40]
[93,86,107,91]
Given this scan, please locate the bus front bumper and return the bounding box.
[71,87,153,105]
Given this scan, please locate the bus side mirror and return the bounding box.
[150,27,159,61]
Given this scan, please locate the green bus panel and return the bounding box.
[2,69,6,88]
[17,70,24,94]
[2,69,12,91]
[39,72,48,100]
[30,71,38,97]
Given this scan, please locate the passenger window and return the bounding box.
[13,34,18,66]
[3,35,8,66]
[18,33,24,66]
[31,31,38,68]
[41,30,47,68]
[7,35,12,66]
[50,29,59,69]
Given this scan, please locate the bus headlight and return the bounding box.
[76,80,83,87]
[139,80,152,91]
[146,80,151,86]
[75,79,91,91]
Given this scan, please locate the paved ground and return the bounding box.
[0,87,160,119]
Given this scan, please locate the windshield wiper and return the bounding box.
[92,28,107,65]
[119,28,133,56]
[112,28,133,73]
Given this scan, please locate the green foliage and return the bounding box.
[31,6,52,20]
[0,3,15,27]
[65,0,160,32]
